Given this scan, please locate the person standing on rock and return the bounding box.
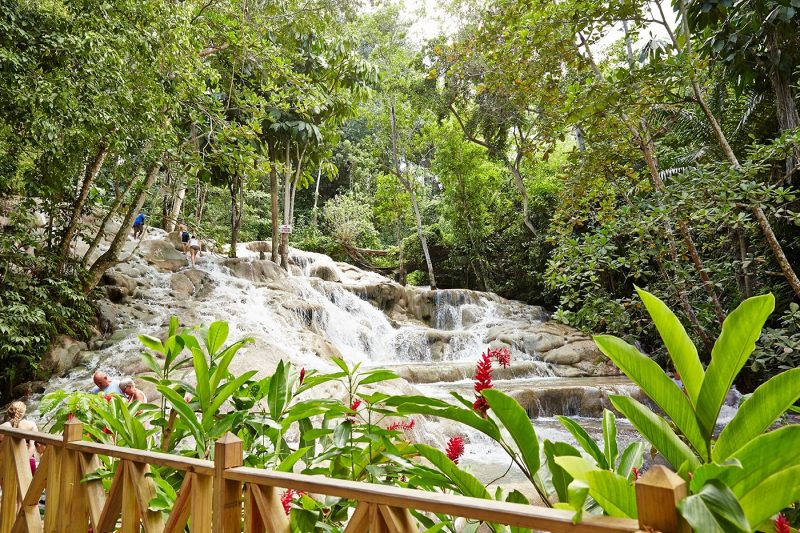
[188,234,201,267]
[120,378,147,403]
[179,223,190,252]
[90,371,124,395]
[133,211,146,239]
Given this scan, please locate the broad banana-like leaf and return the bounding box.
[585,470,637,518]
[678,479,750,533]
[602,410,618,471]
[595,335,707,459]
[416,444,492,500]
[556,415,607,469]
[636,287,704,407]
[484,389,540,475]
[696,294,774,440]
[609,395,700,471]
[713,367,800,461]
[616,441,645,480]
[544,440,581,502]
[738,465,800,527]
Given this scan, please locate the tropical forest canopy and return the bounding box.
[1,0,800,395]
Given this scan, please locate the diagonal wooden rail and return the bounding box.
[0,422,689,533]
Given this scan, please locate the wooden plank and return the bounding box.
[244,485,265,533]
[79,452,107,529]
[127,461,165,533]
[121,462,141,533]
[97,462,126,533]
[67,440,214,476]
[224,467,640,533]
[212,433,243,533]
[22,447,49,507]
[378,505,417,533]
[190,474,213,533]
[163,474,193,533]
[0,427,62,446]
[636,465,690,533]
[371,503,390,533]
[1,438,20,533]
[67,452,90,533]
[12,445,48,533]
[344,502,373,533]
[250,485,289,533]
[43,445,64,533]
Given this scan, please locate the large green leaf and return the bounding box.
[738,465,800,526]
[678,480,750,533]
[191,346,211,410]
[585,470,637,518]
[138,334,165,355]
[615,441,645,480]
[715,426,800,504]
[556,415,607,469]
[594,335,707,459]
[416,444,492,499]
[636,287,704,407]
[696,294,774,440]
[544,440,581,502]
[393,396,502,441]
[609,395,700,470]
[157,385,204,449]
[203,371,257,428]
[602,410,618,471]
[268,360,288,420]
[357,369,400,386]
[713,367,800,461]
[483,389,540,475]
[205,320,229,355]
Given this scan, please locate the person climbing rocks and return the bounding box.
[133,211,146,239]
[188,234,201,267]
[120,378,147,403]
[90,370,124,395]
[0,401,39,469]
[179,222,190,252]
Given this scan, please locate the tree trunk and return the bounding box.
[767,33,800,180]
[229,177,240,258]
[280,144,292,270]
[57,144,108,268]
[82,169,140,267]
[396,219,405,285]
[270,162,280,264]
[312,168,322,227]
[389,103,436,289]
[84,161,160,292]
[165,179,186,233]
[736,228,753,298]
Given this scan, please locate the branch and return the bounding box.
[199,43,230,58]
[448,104,491,149]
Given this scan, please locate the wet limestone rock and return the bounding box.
[140,239,189,271]
[223,257,286,283]
[541,339,601,366]
[170,269,214,298]
[100,271,138,303]
[308,263,341,283]
[42,335,88,376]
[246,241,273,258]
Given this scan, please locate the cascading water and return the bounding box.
[33,232,650,498]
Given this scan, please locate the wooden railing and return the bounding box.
[0,422,690,532]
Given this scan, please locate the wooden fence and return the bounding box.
[0,422,690,533]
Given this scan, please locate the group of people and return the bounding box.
[131,213,203,267]
[91,371,147,402]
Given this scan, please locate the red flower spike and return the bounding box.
[280,489,304,515]
[104,394,113,402]
[445,435,465,464]
[631,467,639,480]
[489,347,511,368]
[472,396,489,417]
[775,514,790,533]
[67,412,74,421]
[474,352,493,394]
[103,426,112,435]
[388,419,415,431]
[299,368,305,386]
[350,398,362,411]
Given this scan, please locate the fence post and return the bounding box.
[635,465,691,533]
[62,419,90,532]
[213,432,243,533]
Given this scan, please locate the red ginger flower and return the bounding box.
[631,467,639,480]
[350,398,361,411]
[388,419,415,431]
[280,489,304,515]
[775,514,790,533]
[473,352,493,416]
[299,368,305,385]
[445,436,465,464]
[489,347,511,368]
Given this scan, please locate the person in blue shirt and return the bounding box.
[90,371,124,395]
[133,211,146,239]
